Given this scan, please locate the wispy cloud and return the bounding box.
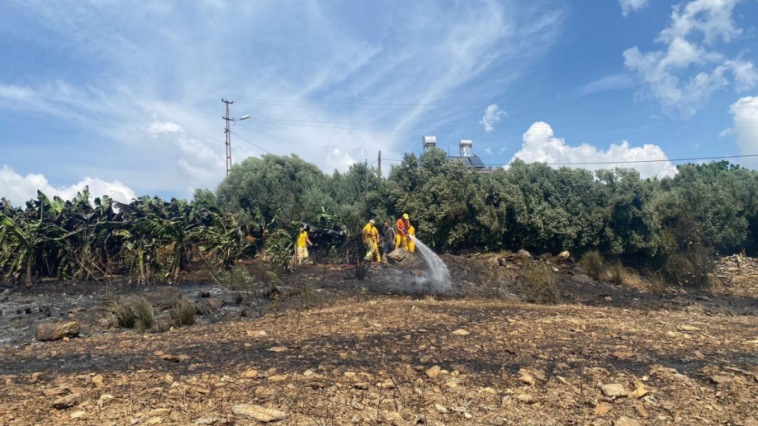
[577,74,636,96]
[619,0,649,16]
[0,0,563,196]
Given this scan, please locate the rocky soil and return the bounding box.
[0,252,756,425]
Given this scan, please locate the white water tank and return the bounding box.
[423,136,437,151]
[459,140,473,157]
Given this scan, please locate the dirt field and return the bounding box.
[0,255,757,425]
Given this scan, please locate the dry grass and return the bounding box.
[170,298,196,327]
[132,297,154,332]
[608,261,625,285]
[580,251,605,281]
[646,271,669,294]
[102,296,135,329]
[519,263,560,304]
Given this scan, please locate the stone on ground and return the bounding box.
[36,321,80,342]
[232,404,287,422]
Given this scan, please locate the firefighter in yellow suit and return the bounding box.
[395,213,411,251]
[408,225,416,253]
[362,219,380,262]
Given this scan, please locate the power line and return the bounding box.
[374,153,758,167]
[232,98,758,109]
[229,131,271,154]
[243,116,758,133]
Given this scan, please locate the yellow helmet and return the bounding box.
[403,214,409,220]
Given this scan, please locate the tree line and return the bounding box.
[3,148,758,286]
[214,149,758,261]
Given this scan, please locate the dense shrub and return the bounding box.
[661,246,715,287]
[5,153,758,287]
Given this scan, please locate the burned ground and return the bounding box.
[0,254,756,425]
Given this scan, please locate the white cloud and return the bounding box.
[509,122,677,178]
[619,0,650,16]
[726,96,758,164]
[147,121,185,136]
[0,165,136,206]
[623,0,757,117]
[484,147,493,155]
[480,104,508,133]
[578,74,636,95]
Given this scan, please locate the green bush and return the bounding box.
[519,263,560,304]
[170,298,196,326]
[661,246,715,287]
[580,251,605,281]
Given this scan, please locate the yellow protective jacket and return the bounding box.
[362,223,378,242]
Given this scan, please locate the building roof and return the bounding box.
[449,155,487,170]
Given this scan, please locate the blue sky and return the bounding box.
[1,0,757,204]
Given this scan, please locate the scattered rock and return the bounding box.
[635,404,649,418]
[426,366,441,378]
[159,354,191,362]
[612,351,635,360]
[197,297,225,314]
[516,394,534,404]
[195,417,222,425]
[30,372,42,383]
[36,321,80,341]
[91,374,104,388]
[147,408,171,417]
[517,249,532,259]
[70,411,87,419]
[207,298,225,310]
[557,251,570,260]
[601,384,627,397]
[387,249,413,265]
[614,417,641,426]
[710,375,732,385]
[232,404,287,422]
[519,372,535,387]
[142,287,182,312]
[43,387,69,397]
[246,330,267,338]
[268,346,288,353]
[52,393,85,409]
[452,329,470,336]
[593,403,612,417]
[435,404,448,414]
[631,386,648,399]
[242,369,258,378]
[745,417,758,426]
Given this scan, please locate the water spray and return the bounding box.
[409,236,452,293]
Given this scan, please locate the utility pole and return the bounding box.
[222,99,233,176]
[378,150,381,175]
